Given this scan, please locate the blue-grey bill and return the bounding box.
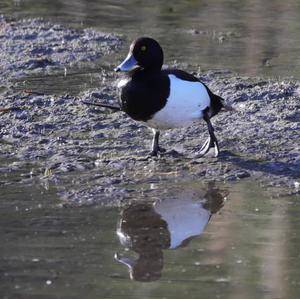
[114,53,138,72]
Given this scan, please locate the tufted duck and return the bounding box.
[115,37,226,157]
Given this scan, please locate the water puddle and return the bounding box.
[1,180,300,298]
[2,0,300,79]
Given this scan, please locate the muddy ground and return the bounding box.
[0,16,299,204]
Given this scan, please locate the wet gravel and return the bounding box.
[0,16,120,79]
[0,17,299,204]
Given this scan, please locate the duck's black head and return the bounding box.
[115,37,164,73]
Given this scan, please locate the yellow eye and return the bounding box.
[141,45,147,52]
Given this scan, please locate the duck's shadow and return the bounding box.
[125,148,299,181]
[219,150,299,179]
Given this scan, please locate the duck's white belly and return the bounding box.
[154,197,210,249]
[145,74,210,129]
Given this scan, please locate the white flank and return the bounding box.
[146,74,211,129]
[154,197,210,249]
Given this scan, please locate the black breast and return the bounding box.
[120,72,170,122]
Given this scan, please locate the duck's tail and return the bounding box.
[210,94,236,117]
[219,97,236,112]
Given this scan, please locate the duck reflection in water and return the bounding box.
[115,183,228,282]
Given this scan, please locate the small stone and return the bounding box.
[224,175,237,182]
[235,170,250,179]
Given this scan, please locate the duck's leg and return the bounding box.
[149,129,166,156]
[199,112,219,157]
[149,129,160,156]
